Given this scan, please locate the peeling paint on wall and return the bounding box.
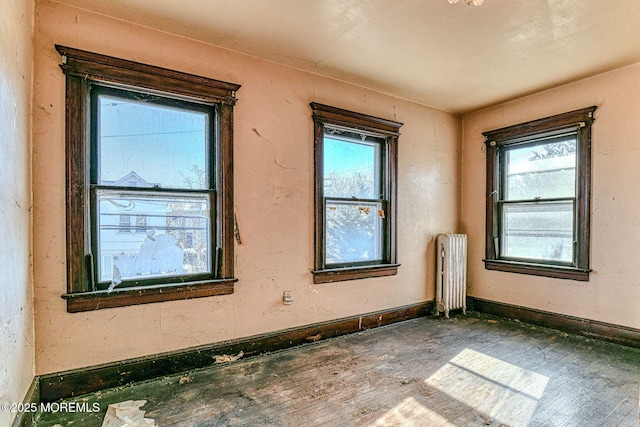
[0,0,34,425]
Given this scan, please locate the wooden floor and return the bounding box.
[36,313,640,426]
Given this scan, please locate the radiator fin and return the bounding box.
[436,234,467,318]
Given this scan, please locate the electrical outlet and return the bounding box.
[283,291,294,305]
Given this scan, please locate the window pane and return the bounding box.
[323,136,381,199]
[96,189,211,283]
[325,201,383,264]
[501,201,573,263]
[505,136,576,200]
[98,94,209,189]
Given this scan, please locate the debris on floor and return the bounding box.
[480,414,493,425]
[101,400,156,427]
[306,333,322,342]
[399,378,419,385]
[215,350,244,364]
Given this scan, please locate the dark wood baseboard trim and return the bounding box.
[39,301,434,403]
[468,296,640,349]
[11,376,40,427]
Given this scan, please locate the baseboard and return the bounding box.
[11,376,39,427]
[468,296,640,349]
[38,301,434,403]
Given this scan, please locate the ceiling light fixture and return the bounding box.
[448,0,484,5]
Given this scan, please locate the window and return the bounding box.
[483,107,596,281]
[311,103,402,284]
[57,45,240,312]
[135,215,148,234]
[118,214,132,233]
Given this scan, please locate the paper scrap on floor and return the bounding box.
[101,400,156,427]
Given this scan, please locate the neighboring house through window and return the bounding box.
[57,45,240,312]
[311,103,402,284]
[483,107,596,281]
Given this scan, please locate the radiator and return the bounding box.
[436,234,467,318]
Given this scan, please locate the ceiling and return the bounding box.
[54,0,640,114]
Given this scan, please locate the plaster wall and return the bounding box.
[461,61,640,329]
[0,0,35,424]
[33,0,460,374]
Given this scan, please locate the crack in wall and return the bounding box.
[251,127,300,171]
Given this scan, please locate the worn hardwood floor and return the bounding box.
[36,313,640,426]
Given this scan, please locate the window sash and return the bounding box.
[497,199,576,266]
[323,198,385,268]
[321,131,387,269]
[89,85,218,289]
[323,132,383,200]
[91,188,215,288]
[500,134,577,200]
[91,85,214,191]
[496,134,579,267]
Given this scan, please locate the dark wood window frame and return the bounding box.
[311,103,402,284]
[57,45,240,312]
[483,106,596,281]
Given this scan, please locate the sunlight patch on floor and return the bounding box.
[425,348,549,426]
[372,396,450,426]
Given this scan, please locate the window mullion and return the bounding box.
[325,196,381,204]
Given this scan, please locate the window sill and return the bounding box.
[312,264,400,284]
[484,259,590,281]
[62,278,237,313]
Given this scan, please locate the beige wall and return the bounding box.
[33,0,460,374]
[462,61,640,329]
[0,0,35,423]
